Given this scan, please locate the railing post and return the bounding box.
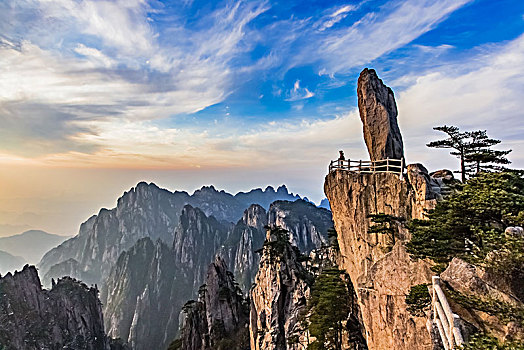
[387,157,389,172]
[399,157,404,180]
[453,314,464,346]
[359,160,362,172]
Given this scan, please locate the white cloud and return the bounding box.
[285,80,315,101]
[316,0,473,74]
[74,44,116,68]
[40,0,157,57]
[397,34,524,168]
[317,5,356,31]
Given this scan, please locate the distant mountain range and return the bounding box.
[38,182,308,286]
[0,250,25,275]
[0,230,70,266]
[33,181,332,350]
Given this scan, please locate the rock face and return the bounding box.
[218,204,268,291]
[325,167,437,350]
[103,205,229,350]
[250,229,313,350]
[268,199,332,254]
[102,237,187,350]
[0,265,112,350]
[174,257,250,350]
[441,258,524,342]
[357,68,404,161]
[172,205,230,291]
[39,182,189,286]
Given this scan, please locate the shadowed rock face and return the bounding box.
[357,68,404,161]
[250,231,313,350]
[0,265,112,350]
[175,257,250,350]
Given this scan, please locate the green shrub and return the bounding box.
[460,333,524,350]
[405,284,431,317]
[407,172,524,274]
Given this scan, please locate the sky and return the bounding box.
[1,0,523,236]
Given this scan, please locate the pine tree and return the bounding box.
[426,126,511,181]
[463,130,511,176]
[427,126,470,182]
[307,268,350,350]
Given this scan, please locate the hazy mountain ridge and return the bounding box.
[0,230,69,265]
[102,199,332,350]
[0,250,25,275]
[38,182,310,287]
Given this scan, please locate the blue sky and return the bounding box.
[1,0,524,235]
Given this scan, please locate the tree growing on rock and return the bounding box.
[407,172,524,278]
[307,268,350,350]
[426,126,511,182]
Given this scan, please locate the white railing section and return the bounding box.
[328,157,404,179]
[432,276,464,350]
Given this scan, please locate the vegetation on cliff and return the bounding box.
[407,171,524,274]
[306,267,351,350]
[426,126,511,181]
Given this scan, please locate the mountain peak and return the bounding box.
[276,184,288,194]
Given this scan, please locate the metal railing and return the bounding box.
[431,276,464,350]
[328,157,404,179]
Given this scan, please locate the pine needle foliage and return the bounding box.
[427,126,511,182]
[307,268,350,350]
[407,172,524,276]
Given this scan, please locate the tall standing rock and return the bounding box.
[173,256,250,350]
[357,68,404,161]
[250,229,312,350]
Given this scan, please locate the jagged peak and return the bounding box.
[0,264,39,284]
[276,184,289,194]
[265,185,276,193]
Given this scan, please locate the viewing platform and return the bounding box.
[328,157,405,179]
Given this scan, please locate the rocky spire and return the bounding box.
[173,256,250,350]
[0,265,122,350]
[357,68,404,161]
[250,228,313,350]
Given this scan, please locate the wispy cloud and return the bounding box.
[0,0,269,156]
[315,0,473,74]
[285,80,315,101]
[316,5,357,31]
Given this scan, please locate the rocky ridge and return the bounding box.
[39,183,306,287]
[102,200,332,350]
[172,256,250,350]
[249,227,313,350]
[0,265,126,350]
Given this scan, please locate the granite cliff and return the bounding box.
[0,265,126,350]
[249,227,313,350]
[324,68,453,350]
[172,256,250,350]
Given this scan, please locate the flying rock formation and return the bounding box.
[357,68,404,161]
